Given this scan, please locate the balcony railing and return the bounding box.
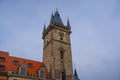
[8,71,46,80]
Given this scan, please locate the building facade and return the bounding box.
[43,10,73,80]
[0,51,48,80]
[0,10,80,80]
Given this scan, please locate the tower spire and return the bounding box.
[50,9,64,26]
[74,67,80,80]
[50,12,54,23]
[67,18,71,27]
[43,24,46,34]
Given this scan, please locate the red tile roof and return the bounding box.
[0,51,43,75]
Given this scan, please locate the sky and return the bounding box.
[0,0,120,80]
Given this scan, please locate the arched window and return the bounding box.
[40,70,45,78]
[19,64,27,76]
[38,65,46,79]
[62,70,66,80]
[20,68,26,75]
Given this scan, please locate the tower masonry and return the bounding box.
[42,10,74,80]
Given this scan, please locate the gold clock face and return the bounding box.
[57,31,65,40]
[58,31,64,38]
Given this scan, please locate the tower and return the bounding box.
[42,10,73,80]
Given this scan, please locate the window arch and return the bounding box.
[38,65,46,79]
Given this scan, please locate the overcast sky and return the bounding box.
[0,0,120,80]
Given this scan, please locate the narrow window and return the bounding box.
[0,57,5,62]
[0,65,5,70]
[60,51,64,59]
[62,71,66,80]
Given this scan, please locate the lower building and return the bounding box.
[0,51,49,80]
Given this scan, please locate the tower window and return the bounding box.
[62,70,66,80]
[0,65,5,70]
[0,57,5,62]
[60,51,64,59]
[60,37,63,40]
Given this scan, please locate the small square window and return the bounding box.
[13,60,19,65]
[27,63,33,68]
[0,57,5,62]
[0,65,5,70]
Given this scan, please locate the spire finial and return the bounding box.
[56,8,58,12]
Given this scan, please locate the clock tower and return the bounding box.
[42,10,73,80]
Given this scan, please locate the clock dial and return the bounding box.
[58,32,64,38]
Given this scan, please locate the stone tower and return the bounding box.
[42,10,73,80]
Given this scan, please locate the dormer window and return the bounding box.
[13,60,19,65]
[0,57,5,62]
[27,63,33,68]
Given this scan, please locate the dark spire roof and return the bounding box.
[67,18,71,27]
[74,68,80,80]
[43,24,46,33]
[50,12,54,23]
[50,10,64,25]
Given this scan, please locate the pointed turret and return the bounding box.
[74,69,78,78]
[50,12,54,23]
[50,10,64,26]
[43,24,46,34]
[74,68,80,80]
[67,18,71,27]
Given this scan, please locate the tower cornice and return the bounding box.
[42,23,71,39]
